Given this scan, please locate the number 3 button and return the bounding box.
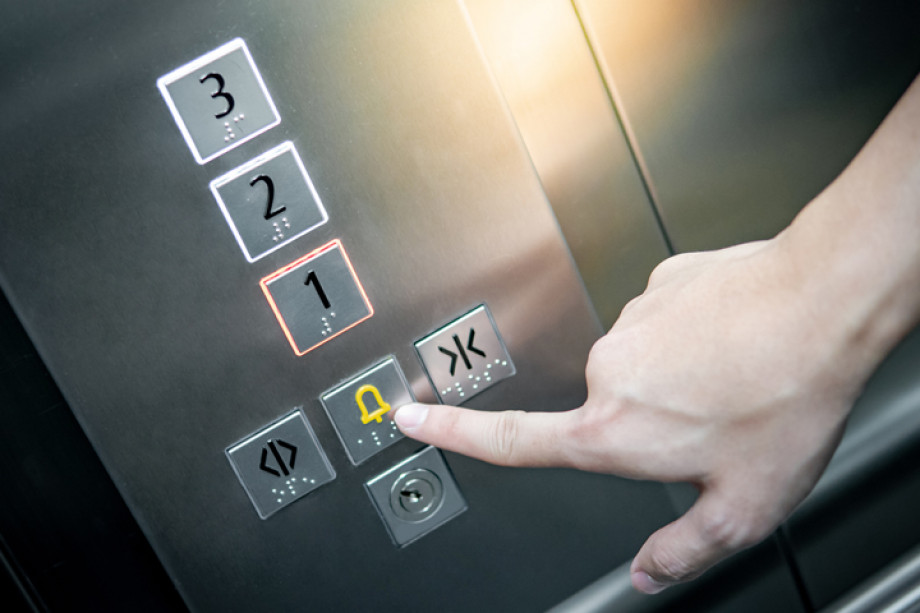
[260,240,374,356]
[158,38,280,164]
[210,142,328,262]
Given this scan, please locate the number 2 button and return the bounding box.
[210,142,329,262]
[260,240,374,356]
[158,38,280,164]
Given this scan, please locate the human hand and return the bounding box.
[393,237,871,594]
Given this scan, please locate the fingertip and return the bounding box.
[392,402,431,434]
[631,570,668,595]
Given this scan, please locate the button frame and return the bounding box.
[226,409,335,520]
[365,446,466,547]
[260,239,373,356]
[320,357,413,465]
[415,304,515,404]
[157,38,281,164]
[209,141,329,262]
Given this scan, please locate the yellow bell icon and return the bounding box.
[355,384,392,424]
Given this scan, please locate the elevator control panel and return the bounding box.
[226,411,336,519]
[416,304,516,404]
[157,38,280,164]
[157,41,516,538]
[321,357,411,465]
[210,141,328,262]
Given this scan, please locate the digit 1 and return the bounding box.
[304,270,331,309]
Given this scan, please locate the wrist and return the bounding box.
[776,180,920,389]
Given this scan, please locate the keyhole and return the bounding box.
[400,488,422,503]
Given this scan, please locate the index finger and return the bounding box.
[392,403,578,468]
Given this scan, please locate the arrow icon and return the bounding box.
[437,328,486,376]
[259,439,297,477]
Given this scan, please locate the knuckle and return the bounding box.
[647,253,697,286]
[647,546,696,583]
[487,410,524,465]
[698,507,770,552]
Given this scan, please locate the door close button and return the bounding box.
[415,304,515,404]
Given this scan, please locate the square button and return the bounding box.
[260,240,373,356]
[365,446,467,547]
[210,142,328,262]
[415,304,515,404]
[158,38,280,164]
[320,357,412,465]
[226,410,335,519]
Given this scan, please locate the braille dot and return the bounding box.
[224,122,230,127]
[277,498,282,503]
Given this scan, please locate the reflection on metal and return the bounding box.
[824,541,920,613]
[463,0,670,328]
[575,0,920,252]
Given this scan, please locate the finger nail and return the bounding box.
[394,403,429,433]
[632,571,668,595]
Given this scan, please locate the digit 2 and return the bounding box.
[249,175,287,220]
[199,72,235,118]
[304,270,331,309]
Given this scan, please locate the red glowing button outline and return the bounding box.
[260,239,373,356]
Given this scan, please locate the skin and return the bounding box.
[393,74,920,594]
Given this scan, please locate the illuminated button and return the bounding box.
[415,304,515,404]
[260,240,373,356]
[210,142,328,262]
[320,357,412,465]
[157,38,280,164]
[226,410,335,519]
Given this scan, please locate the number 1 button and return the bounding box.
[157,38,280,164]
[260,240,373,356]
[210,142,328,262]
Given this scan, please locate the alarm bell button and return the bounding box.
[321,357,418,465]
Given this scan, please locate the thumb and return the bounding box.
[630,488,766,594]
[392,402,576,468]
